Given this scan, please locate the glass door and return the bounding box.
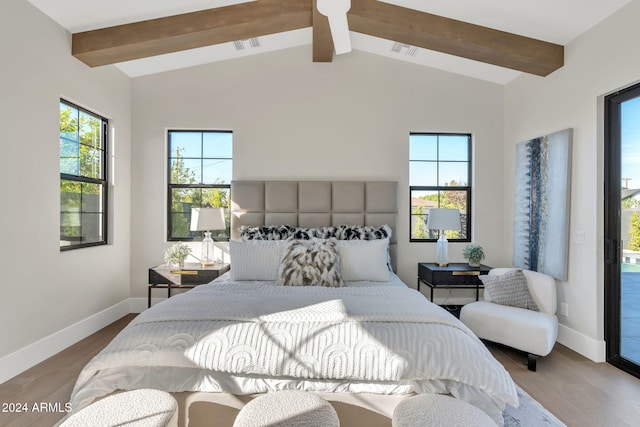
[605,83,640,378]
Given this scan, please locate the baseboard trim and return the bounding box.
[130,297,159,313]
[0,300,131,385]
[557,323,606,362]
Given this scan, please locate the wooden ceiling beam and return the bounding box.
[312,0,334,62]
[348,0,563,76]
[72,0,564,77]
[72,0,313,67]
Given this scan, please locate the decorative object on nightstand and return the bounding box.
[463,244,485,267]
[164,242,192,270]
[190,207,226,266]
[426,208,461,266]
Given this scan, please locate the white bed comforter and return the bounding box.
[70,275,518,423]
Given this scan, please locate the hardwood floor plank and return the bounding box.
[0,314,136,427]
[1,315,639,427]
[488,342,640,427]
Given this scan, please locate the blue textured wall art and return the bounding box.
[513,128,572,281]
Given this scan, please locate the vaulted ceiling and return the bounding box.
[28,0,631,84]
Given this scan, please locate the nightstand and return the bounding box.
[417,262,491,303]
[148,262,230,307]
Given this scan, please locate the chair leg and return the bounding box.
[527,353,538,371]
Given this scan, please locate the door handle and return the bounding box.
[605,239,618,264]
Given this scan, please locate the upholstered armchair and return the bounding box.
[459,268,558,371]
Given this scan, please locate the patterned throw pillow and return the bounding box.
[240,224,392,241]
[276,239,344,287]
[239,225,295,240]
[335,224,392,240]
[479,269,539,311]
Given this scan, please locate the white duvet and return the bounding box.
[70,274,518,424]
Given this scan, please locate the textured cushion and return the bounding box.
[337,239,390,281]
[276,239,344,287]
[229,240,285,281]
[479,269,539,311]
[392,394,495,427]
[60,389,177,427]
[233,391,339,427]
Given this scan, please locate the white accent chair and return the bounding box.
[459,268,558,371]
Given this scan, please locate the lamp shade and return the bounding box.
[190,207,226,231]
[426,208,461,231]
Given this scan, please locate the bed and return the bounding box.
[67,181,518,426]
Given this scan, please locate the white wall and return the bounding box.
[504,0,640,361]
[131,47,506,299]
[0,0,132,382]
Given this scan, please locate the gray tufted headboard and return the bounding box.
[230,181,398,271]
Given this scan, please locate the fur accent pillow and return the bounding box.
[276,239,344,287]
[479,269,539,311]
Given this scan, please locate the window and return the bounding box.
[167,130,232,241]
[409,133,471,242]
[60,100,108,250]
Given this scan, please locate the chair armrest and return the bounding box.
[522,269,557,315]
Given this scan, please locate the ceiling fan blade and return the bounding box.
[317,0,352,54]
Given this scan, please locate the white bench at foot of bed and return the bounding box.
[60,389,178,427]
[392,394,496,427]
[232,390,339,427]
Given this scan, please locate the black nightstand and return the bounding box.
[417,262,491,303]
[148,262,230,307]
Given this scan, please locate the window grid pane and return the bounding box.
[409,132,471,242]
[167,130,232,241]
[59,99,107,250]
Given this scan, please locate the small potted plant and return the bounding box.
[164,242,192,269]
[463,244,485,267]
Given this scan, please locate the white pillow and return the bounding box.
[229,240,285,281]
[337,238,390,281]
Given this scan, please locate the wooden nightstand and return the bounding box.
[417,262,491,303]
[148,262,230,307]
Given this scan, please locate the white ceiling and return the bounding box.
[28,0,631,84]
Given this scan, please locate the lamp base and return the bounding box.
[435,233,449,267]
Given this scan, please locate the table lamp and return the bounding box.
[190,207,226,266]
[426,208,461,267]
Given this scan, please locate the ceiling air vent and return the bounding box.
[391,42,418,57]
[234,38,261,50]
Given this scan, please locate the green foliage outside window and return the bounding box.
[629,211,640,251]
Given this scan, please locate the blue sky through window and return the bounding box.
[621,97,640,192]
[410,134,469,186]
